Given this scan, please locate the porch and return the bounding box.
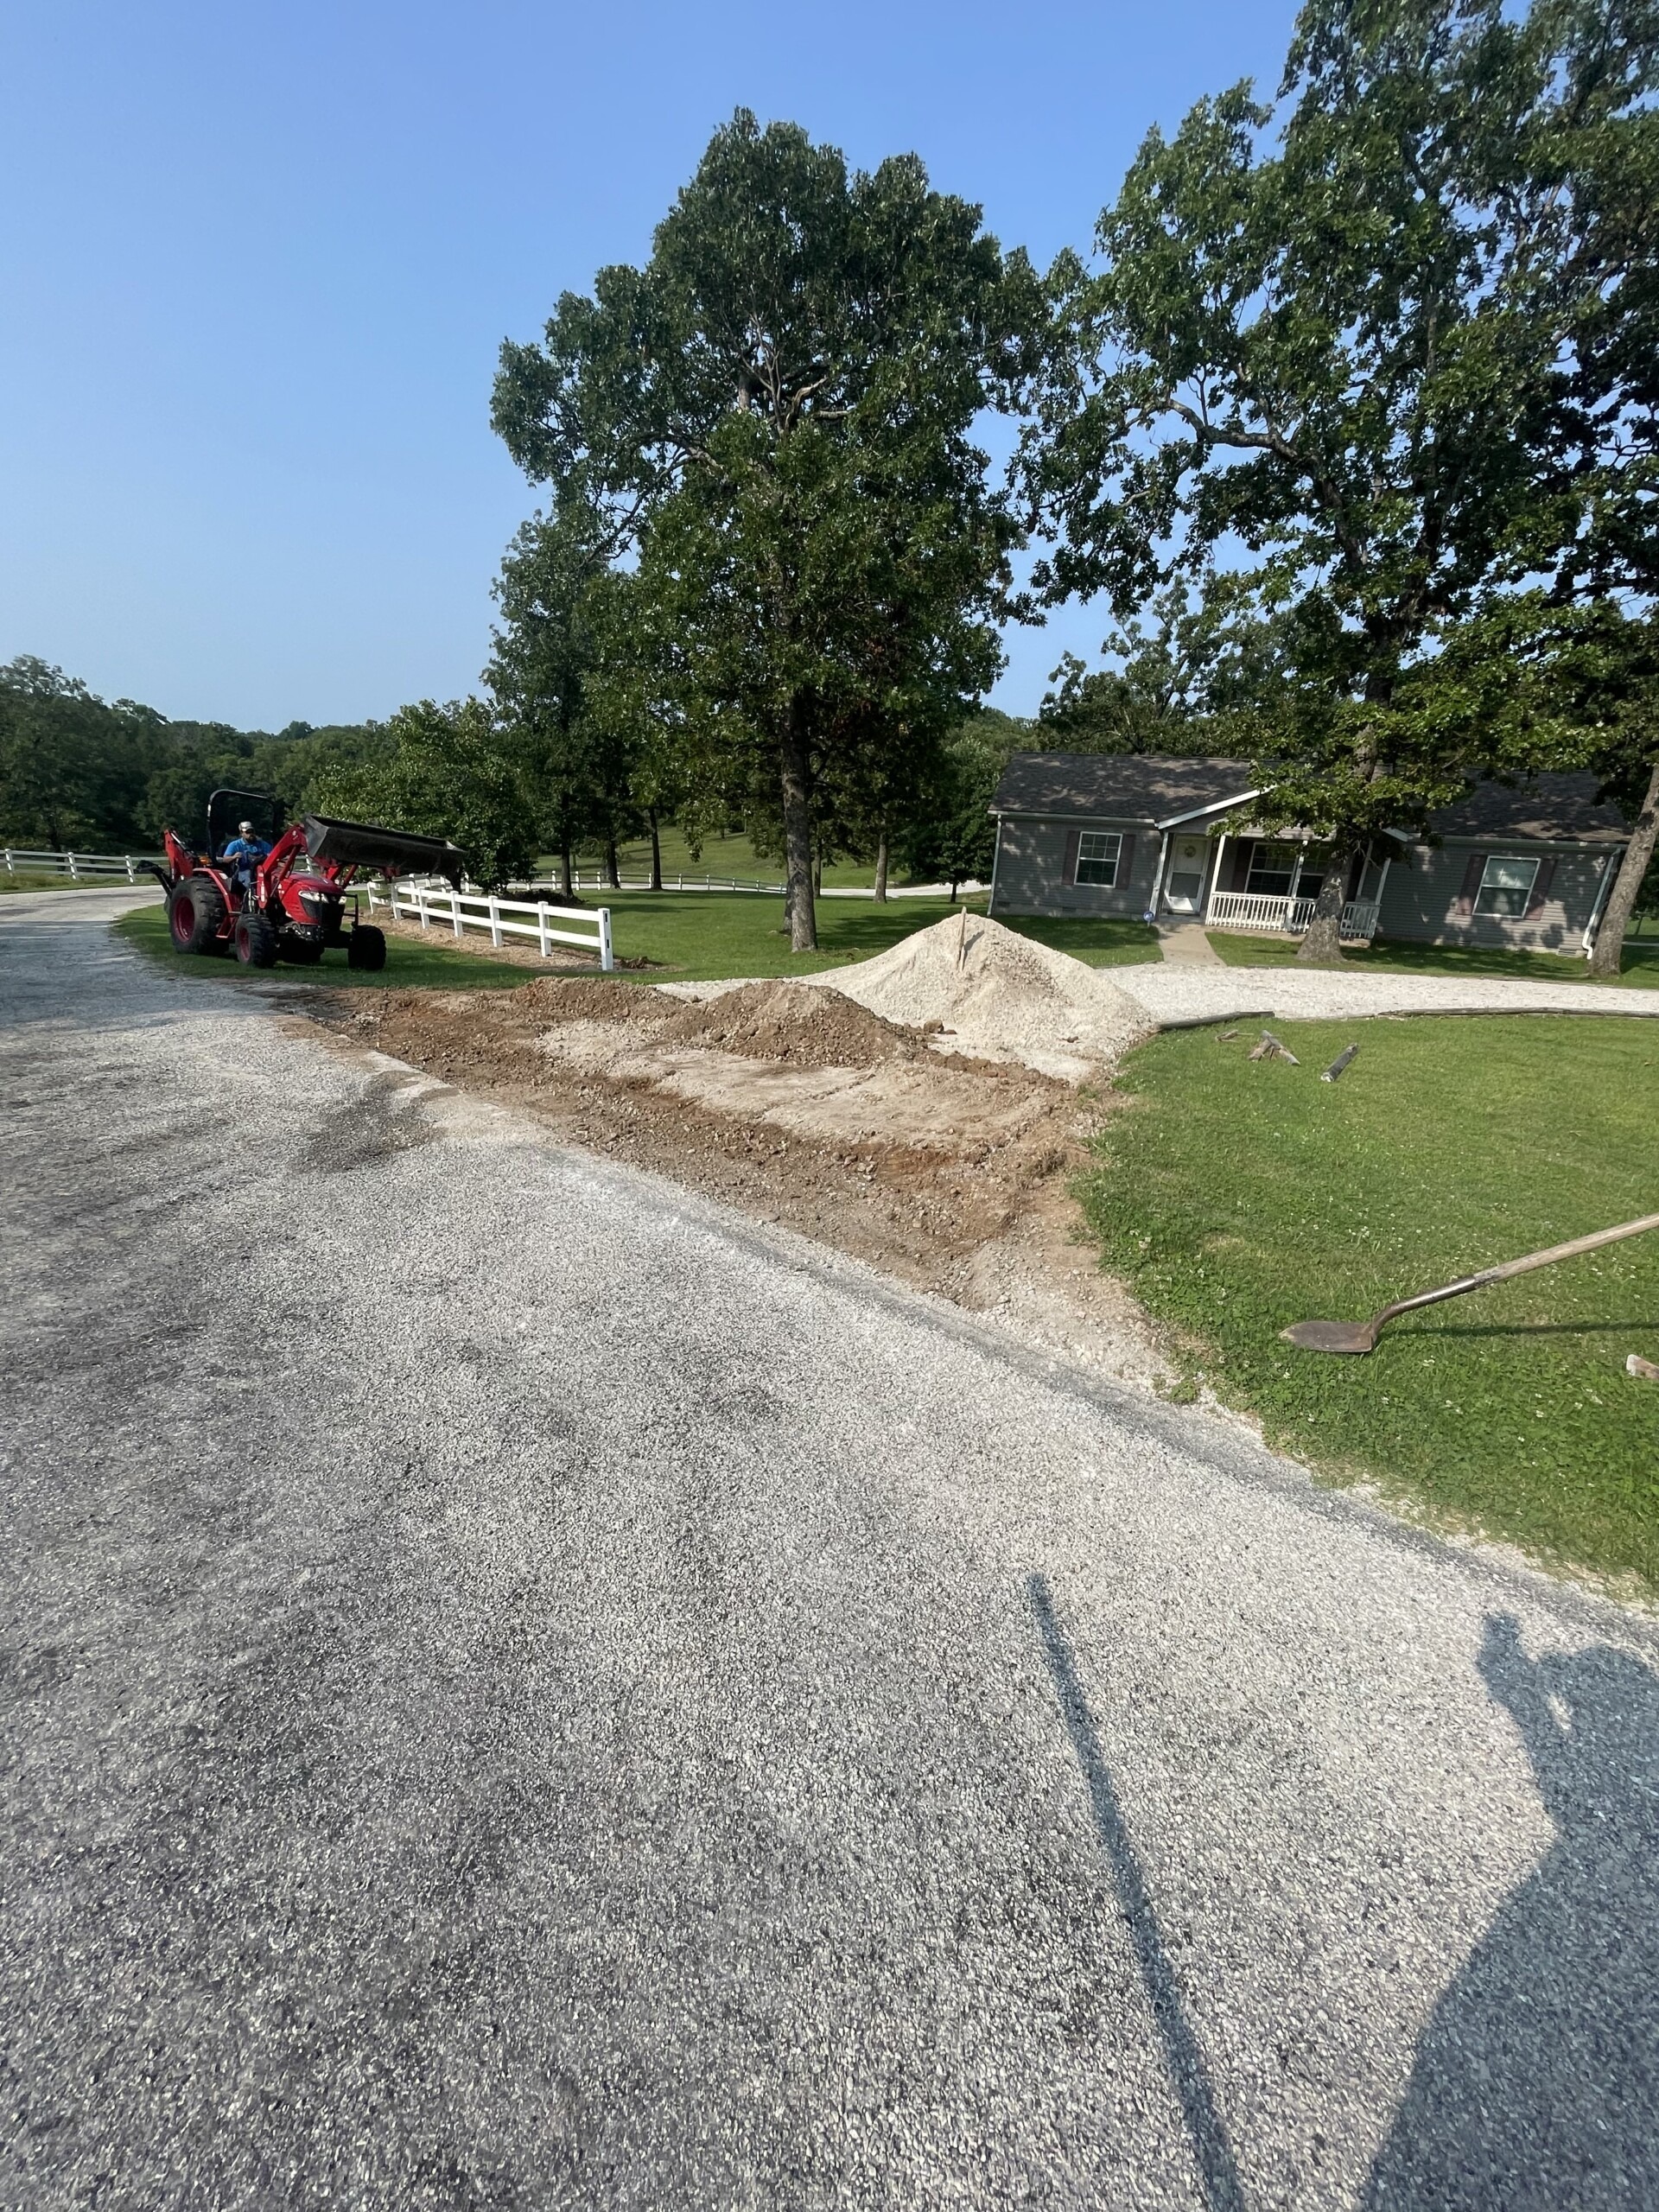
[1197,832,1389,941]
[1205,890,1382,940]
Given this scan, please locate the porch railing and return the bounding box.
[1207,891,1381,940]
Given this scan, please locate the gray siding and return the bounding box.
[1378,842,1615,952]
[990,816,1156,918]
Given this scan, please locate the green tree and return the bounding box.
[1038,575,1285,755]
[1027,0,1657,963]
[319,698,536,890]
[492,110,1040,949]
[0,658,168,849]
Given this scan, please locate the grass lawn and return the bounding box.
[555,823,926,893]
[115,901,530,988]
[1205,928,1659,987]
[1084,1014,1659,1592]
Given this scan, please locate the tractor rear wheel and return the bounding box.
[168,877,226,955]
[347,925,386,972]
[233,912,279,968]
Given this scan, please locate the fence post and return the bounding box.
[488,894,502,949]
[537,902,550,958]
[3,850,11,874]
[599,906,613,973]
[67,853,79,880]
[449,888,461,938]
[416,888,429,931]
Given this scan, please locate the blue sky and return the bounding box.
[1,0,1299,728]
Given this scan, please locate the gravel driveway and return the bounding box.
[1114,959,1659,1025]
[4,889,1657,2210]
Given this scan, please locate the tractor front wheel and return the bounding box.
[168,877,226,955]
[233,912,279,968]
[347,925,386,972]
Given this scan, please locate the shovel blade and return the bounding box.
[1281,1318,1380,1355]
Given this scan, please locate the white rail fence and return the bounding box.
[367,881,614,971]
[1206,891,1382,941]
[3,846,161,882]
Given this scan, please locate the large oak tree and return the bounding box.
[492,111,1040,948]
[1027,0,1657,963]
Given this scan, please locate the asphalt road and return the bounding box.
[4,889,1657,2211]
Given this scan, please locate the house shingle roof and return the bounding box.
[993,754,1632,844]
[991,753,1256,823]
[1432,772,1630,843]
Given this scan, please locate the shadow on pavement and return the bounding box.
[1363,1612,1659,2209]
[1029,1573,1246,2212]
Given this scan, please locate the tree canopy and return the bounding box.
[492,110,1043,946]
[1024,0,1659,959]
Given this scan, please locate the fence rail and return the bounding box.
[3,846,161,882]
[1206,891,1381,941]
[367,881,614,971]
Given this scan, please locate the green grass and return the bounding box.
[1205,928,1659,986]
[1084,1015,1659,1591]
[555,823,906,893]
[117,886,1153,990]
[115,901,530,988]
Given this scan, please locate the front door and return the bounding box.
[1162,836,1210,916]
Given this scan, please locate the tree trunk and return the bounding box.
[559,836,574,901]
[604,832,620,891]
[1586,756,1659,980]
[1295,851,1354,965]
[779,702,817,951]
[647,808,663,893]
[873,830,889,904]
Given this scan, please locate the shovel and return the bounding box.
[1282,1210,1659,1355]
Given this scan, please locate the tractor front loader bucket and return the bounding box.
[302,816,467,883]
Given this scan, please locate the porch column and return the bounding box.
[1206,833,1228,923]
[1145,831,1171,921]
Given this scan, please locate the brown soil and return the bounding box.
[302,974,1173,1387]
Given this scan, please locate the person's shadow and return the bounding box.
[1363,1612,1659,2208]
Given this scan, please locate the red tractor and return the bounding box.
[146,787,465,970]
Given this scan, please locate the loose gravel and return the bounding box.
[4,888,1659,2210]
[1113,961,1659,1027]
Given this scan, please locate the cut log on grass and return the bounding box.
[1282,1210,1659,1354]
[1321,1044,1360,1084]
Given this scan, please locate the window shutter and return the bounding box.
[1062,829,1080,887]
[1524,856,1557,919]
[1116,833,1135,887]
[1452,851,1486,918]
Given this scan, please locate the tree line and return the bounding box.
[5,0,1656,970]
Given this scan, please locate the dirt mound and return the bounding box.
[661,980,922,1070]
[518,976,645,1023]
[822,911,1154,1081]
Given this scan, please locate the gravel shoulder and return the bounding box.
[1112,961,1659,1024]
[4,890,1659,2209]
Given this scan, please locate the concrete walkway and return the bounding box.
[1155,923,1224,966]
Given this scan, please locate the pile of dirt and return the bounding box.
[660,980,923,1070]
[820,911,1155,1081]
[302,970,1171,1387]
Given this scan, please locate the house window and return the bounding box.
[1076,830,1122,887]
[1244,842,1300,897]
[1475,855,1539,918]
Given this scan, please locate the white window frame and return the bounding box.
[1076,830,1122,887]
[1474,854,1539,918]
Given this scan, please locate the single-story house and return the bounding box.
[986,753,1633,957]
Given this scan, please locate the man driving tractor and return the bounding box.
[219,819,271,888]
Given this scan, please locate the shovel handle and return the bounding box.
[1376,1210,1659,1331]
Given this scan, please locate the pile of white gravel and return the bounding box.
[820,910,1155,1082]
